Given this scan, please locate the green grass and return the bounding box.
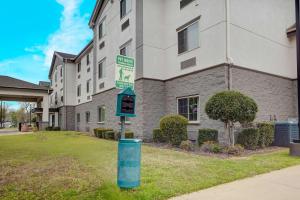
[0,131,299,200]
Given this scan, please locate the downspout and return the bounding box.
[226,0,233,90]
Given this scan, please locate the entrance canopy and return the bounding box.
[0,76,51,124]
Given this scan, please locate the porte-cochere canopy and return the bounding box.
[0,75,51,129]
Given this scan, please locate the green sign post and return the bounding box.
[115,55,135,90]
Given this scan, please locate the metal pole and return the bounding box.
[296,0,300,142]
[120,116,125,139]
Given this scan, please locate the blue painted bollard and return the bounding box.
[117,139,141,189]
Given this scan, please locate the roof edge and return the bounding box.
[89,0,105,28]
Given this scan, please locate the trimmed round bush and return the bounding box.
[153,129,166,143]
[198,129,218,146]
[160,114,188,146]
[125,131,134,139]
[257,122,274,148]
[237,128,259,150]
[104,131,115,140]
[180,140,194,151]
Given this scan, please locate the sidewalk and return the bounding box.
[171,165,300,200]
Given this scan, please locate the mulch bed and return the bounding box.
[144,142,286,159]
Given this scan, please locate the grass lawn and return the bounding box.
[0,132,300,200]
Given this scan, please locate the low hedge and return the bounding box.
[116,131,135,140]
[153,129,166,143]
[104,131,116,140]
[237,128,260,150]
[160,114,188,146]
[257,122,274,148]
[45,127,61,131]
[94,128,113,138]
[198,129,218,146]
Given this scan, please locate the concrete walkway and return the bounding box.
[171,165,300,200]
[0,129,32,136]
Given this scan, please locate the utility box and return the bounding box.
[274,122,299,147]
[117,139,141,189]
[116,88,136,117]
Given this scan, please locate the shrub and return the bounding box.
[160,114,188,146]
[257,122,274,148]
[223,145,244,156]
[180,140,194,151]
[45,126,53,131]
[153,129,166,143]
[104,131,115,140]
[198,129,218,146]
[237,128,260,150]
[94,128,113,138]
[53,127,61,131]
[205,91,258,146]
[200,141,223,153]
[125,131,134,139]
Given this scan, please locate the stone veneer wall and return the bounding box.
[59,106,75,131]
[231,67,297,121]
[164,65,228,141]
[294,80,298,117]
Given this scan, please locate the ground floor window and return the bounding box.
[98,106,105,123]
[85,111,90,123]
[77,113,80,123]
[177,96,199,122]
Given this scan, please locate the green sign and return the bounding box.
[115,55,135,90]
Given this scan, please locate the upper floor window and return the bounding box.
[99,18,105,40]
[87,54,90,65]
[98,58,106,79]
[180,0,195,9]
[60,66,63,77]
[120,0,131,19]
[78,62,81,73]
[177,19,199,54]
[77,85,81,97]
[55,72,58,83]
[177,96,199,122]
[98,106,106,123]
[120,40,132,56]
[86,79,91,93]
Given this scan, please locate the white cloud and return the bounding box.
[42,0,92,66]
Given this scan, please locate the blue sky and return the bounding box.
[0,0,95,109]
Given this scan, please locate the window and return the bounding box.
[177,96,199,122]
[77,113,80,123]
[178,21,199,54]
[120,0,131,19]
[87,54,90,65]
[61,96,64,102]
[180,0,195,9]
[98,59,106,79]
[77,85,81,97]
[98,106,106,123]
[85,111,90,123]
[120,41,132,56]
[99,19,105,39]
[78,62,81,73]
[55,72,57,82]
[86,79,91,93]
[60,66,63,77]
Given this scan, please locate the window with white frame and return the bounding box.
[98,58,106,79]
[85,111,90,123]
[177,96,199,122]
[178,20,199,54]
[77,85,81,97]
[98,18,105,40]
[120,0,131,19]
[98,106,106,123]
[86,79,91,93]
[120,41,132,56]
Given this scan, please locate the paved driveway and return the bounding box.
[171,165,300,200]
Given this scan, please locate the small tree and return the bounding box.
[205,91,258,146]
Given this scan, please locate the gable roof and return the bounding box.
[287,23,296,37]
[48,51,77,79]
[89,0,105,28]
[0,75,50,91]
[75,40,94,62]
